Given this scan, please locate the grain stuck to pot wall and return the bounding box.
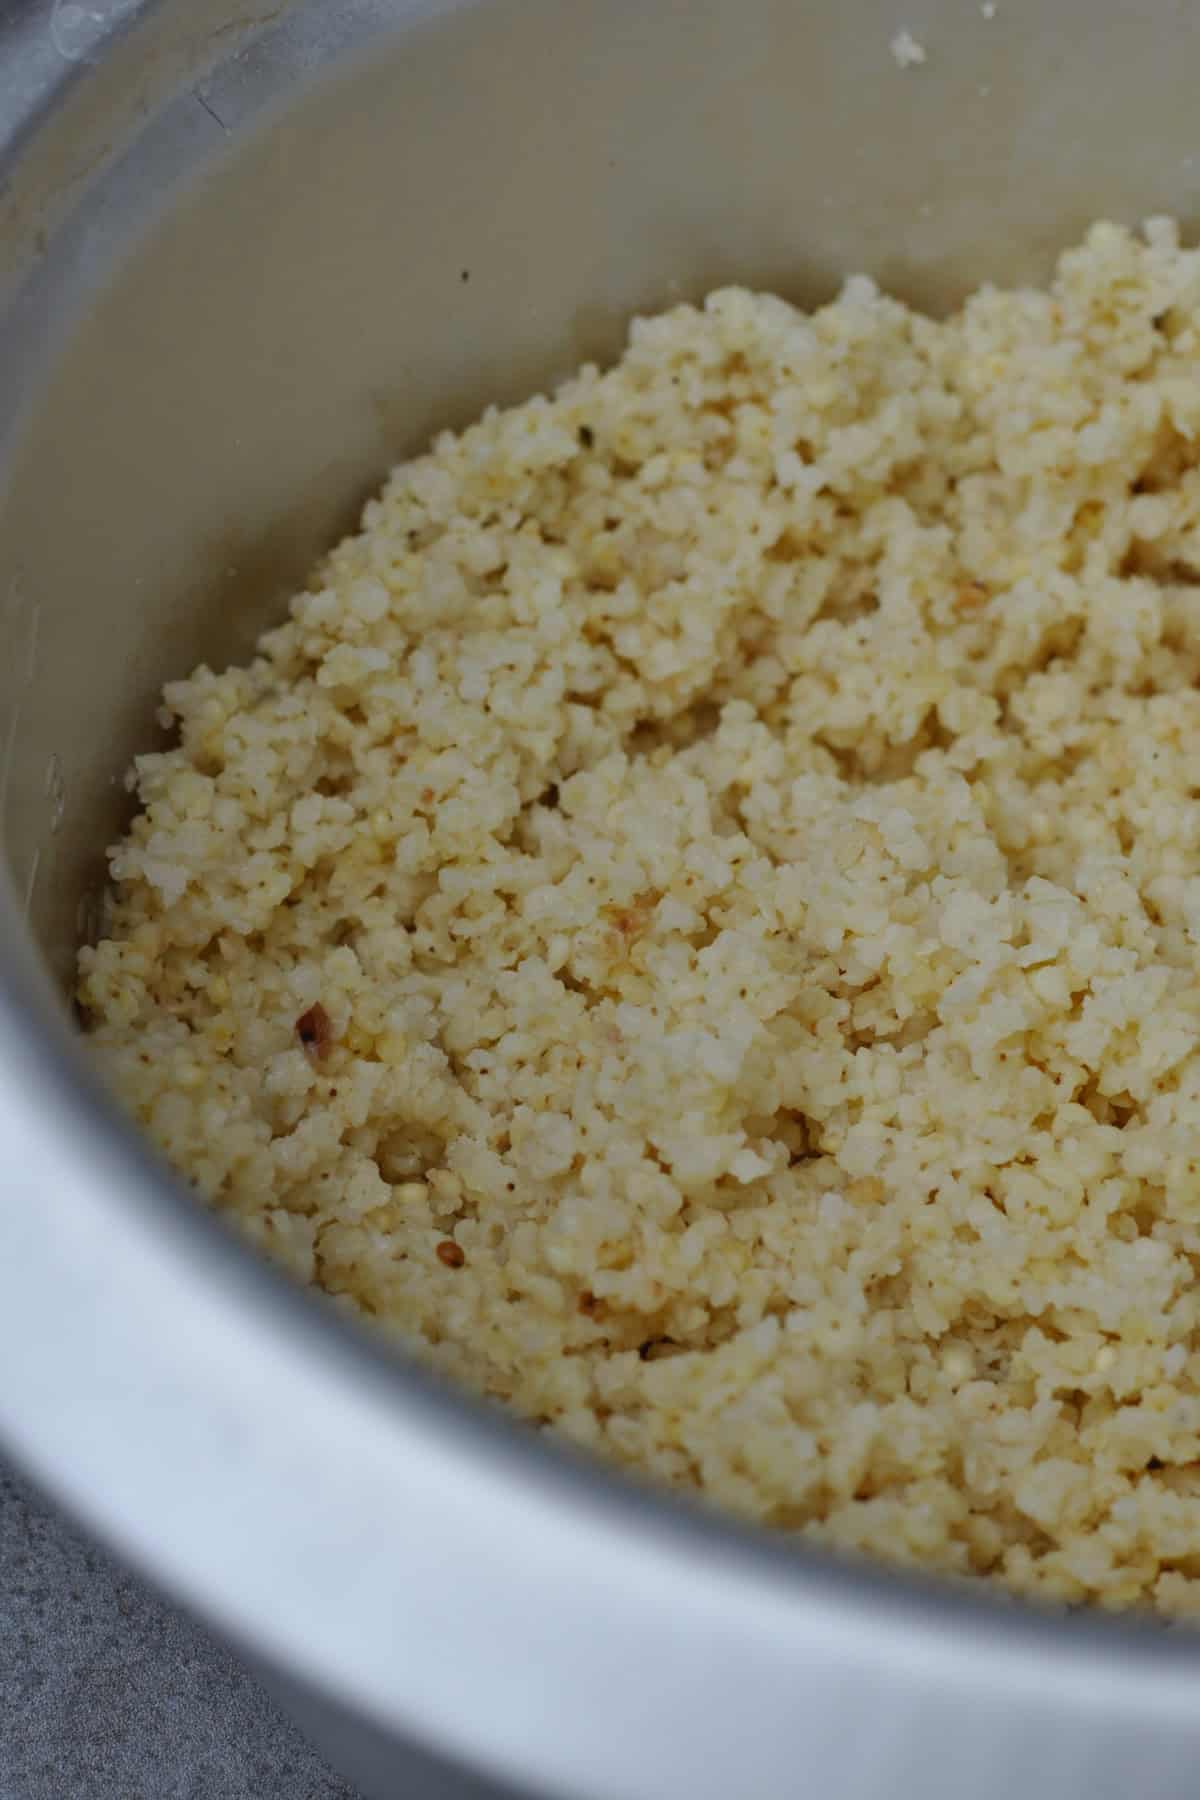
[78,219,1200,1615]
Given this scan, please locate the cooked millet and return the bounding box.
[80,219,1200,1615]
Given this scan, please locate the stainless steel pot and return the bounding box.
[4,3,1200,1796]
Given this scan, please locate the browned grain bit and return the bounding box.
[846,1176,886,1205]
[955,581,989,611]
[605,890,661,941]
[295,1002,332,1059]
[436,1239,466,1269]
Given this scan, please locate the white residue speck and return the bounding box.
[890,27,928,67]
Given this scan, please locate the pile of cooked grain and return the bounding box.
[80,220,1200,1615]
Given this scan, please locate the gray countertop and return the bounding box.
[0,1461,361,1799]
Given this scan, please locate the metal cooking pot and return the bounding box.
[4,3,1200,1796]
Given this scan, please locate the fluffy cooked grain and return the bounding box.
[80,220,1200,1614]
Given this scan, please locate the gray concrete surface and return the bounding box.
[0,1460,361,1799]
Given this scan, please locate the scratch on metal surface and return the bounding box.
[25,595,39,684]
[193,89,229,134]
[0,705,18,820]
[23,845,40,919]
[0,580,32,820]
[44,753,66,834]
